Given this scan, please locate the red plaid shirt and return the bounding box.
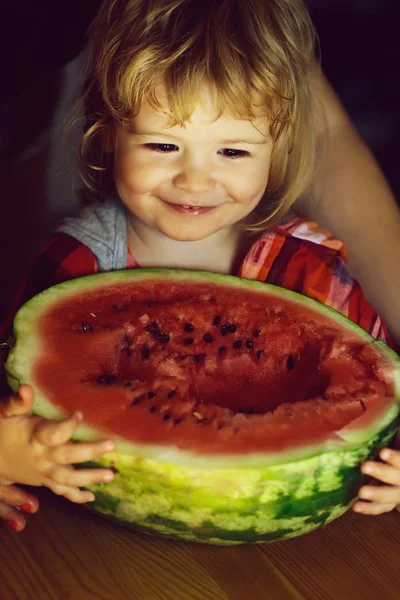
[0,216,391,347]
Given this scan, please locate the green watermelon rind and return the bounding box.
[81,419,396,544]
[5,268,400,469]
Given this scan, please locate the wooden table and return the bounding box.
[0,489,399,600]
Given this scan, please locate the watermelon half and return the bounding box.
[5,269,400,545]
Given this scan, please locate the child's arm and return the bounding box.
[0,235,104,531]
[298,63,400,344]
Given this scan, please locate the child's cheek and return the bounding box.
[115,159,170,198]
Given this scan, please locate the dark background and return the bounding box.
[307,0,399,199]
[0,0,398,319]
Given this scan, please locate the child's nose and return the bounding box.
[173,166,216,193]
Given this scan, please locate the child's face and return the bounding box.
[114,85,273,242]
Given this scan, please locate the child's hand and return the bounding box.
[353,448,400,515]
[1,387,40,532]
[0,385,116,504]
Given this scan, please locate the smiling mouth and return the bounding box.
[164,201,217,215]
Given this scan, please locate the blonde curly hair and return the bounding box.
[78,0,317,229]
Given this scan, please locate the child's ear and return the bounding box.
[102,124,116,153]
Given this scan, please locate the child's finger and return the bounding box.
[353,500,397,515]
[1,384,34,417]
[361,460,400,486]
[34,412,83,447]
[379,448,400,469]
[50,439,116,465]
[45,465,114,488]
[45,480,97,504]
[0,501,27,532]
[0,484,39,513]
[358,484,400,506]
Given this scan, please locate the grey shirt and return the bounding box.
[57,198,128,272]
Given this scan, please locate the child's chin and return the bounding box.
[161,225,218,242]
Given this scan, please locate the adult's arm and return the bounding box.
[298,62,400,344]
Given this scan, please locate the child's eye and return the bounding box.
[219,148,250,159]
[144,143,179,153]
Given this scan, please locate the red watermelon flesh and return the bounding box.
[30,277,396,455]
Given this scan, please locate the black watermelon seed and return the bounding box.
[123,380,132,387]
[131,397,141,406]
[220,325,229,336]
[246,339,253,349]
[97,374,116,385]
[142,346,151,359]
[145,321,159,332]
[256,350,262,360]
[168,390,177,399]
[184,323,195,333]
[150,405,157,413]
[147,301,156,307]
[81,320,92,332]
[111,305,118,310]
[213,316,222,326]
[173,418,183,426]
[233,340,242,349]
[218,346,227,356]
[228,324,237,333]
[147,391,156,399]
[253,329,260,338]
[287,355,295,370]
[163,414,171,421]
[159,333,170,344]
[194,353,206,363]
[360,399,367,412]
[184,337,194,346]
[109,465,119,474]
[203,333,213,343]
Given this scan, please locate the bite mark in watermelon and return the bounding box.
[5,269,400,544]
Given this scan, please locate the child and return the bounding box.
[1,0,400,532]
